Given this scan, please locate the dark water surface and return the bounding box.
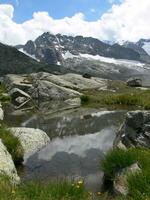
[4,105,125,191]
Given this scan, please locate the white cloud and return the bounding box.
[0,0,150,45]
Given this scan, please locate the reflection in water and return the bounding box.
[23,127,116,191]
[4,106,125,191]
[20,110,124,138]
[38,126,116,161]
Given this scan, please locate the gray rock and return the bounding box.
[0,103,4,120]
[127,78,142,87]
[2,72,108,101]
[59,73,107,90]
[9,88,31,108]
[1,74,33,92]
[114,111,150,148]
[0,139,20,184]
[114,163,141,195]
[30,80,81,100]
[65,98,81,107]
[10,128,50,162]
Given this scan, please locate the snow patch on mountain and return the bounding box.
[62,51,78,59]
[79,54,145,67]
[19,48,40,62]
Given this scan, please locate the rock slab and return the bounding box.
[114,111,150,148]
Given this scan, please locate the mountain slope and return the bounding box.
[136,39,150,56]
[0,43,69,76]
[122,41,150,64]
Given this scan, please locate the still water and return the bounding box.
[4,106,125,191]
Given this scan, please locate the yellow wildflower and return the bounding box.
[12,190,15,194]
[77,180,83,185]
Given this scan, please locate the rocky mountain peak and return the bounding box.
[16,32,143,65]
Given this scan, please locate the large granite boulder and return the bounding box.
[30,72,107,91]
[1,72,108,102]
[29,80,81,100]
[114,111,150,148]
[10,128,50,162]
[0,139,20,184]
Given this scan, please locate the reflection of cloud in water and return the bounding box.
[38,126,116,161]
[91,110,116,117]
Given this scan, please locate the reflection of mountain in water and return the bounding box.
[5,108,125,191]
[20,110,125,138]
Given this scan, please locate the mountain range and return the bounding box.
[0,33,150,80]
[16,32,150,65]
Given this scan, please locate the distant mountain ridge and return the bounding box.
[16,32,147,65]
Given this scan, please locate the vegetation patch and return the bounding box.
[102,148,150,200]
[0,177,92,200]
[101,149,136,179]
[0,124,24,164]
[0,85,11,103]
[80,95,90,104]
[81,80,150,110]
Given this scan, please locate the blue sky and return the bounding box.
[0,0,120,22]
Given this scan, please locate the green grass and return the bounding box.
[102,148,150,200]
[0,85,11,103]
[101,149,137,179]
[80,95,90,104]
[81,80,150,110]
[0,124,24,164]
[0,149,149,200]
[104,91,150,109]
[0,177,92,200]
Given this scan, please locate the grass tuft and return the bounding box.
[0,124,24,164]
[102,148,150,200]
[80,95,90,104]
[101,149,136,179]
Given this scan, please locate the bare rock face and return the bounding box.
[114,163,141,195]
[64,98,81,108]
[0,139,20,184]
[1,74,32,92]
[10,128,50,162]
[114,111,150,148]
[30,80,81,100]
[1,72,108,102]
